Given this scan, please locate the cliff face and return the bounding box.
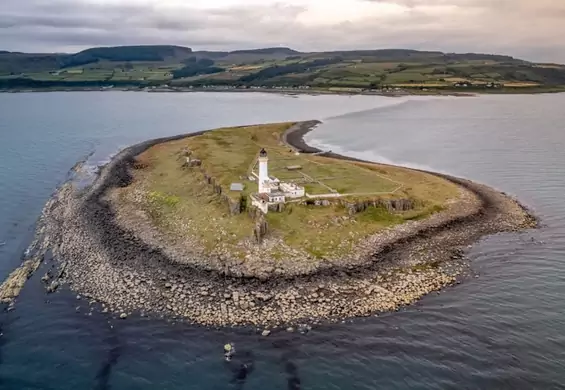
[343,198,415,214]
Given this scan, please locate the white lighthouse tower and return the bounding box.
[258,148,270,193]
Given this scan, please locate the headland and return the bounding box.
[1,120,537,327]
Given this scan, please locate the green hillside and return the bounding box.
[1,45,565,93]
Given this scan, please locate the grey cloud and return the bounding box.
[1,0,565,62]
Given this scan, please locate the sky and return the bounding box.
[2,0,564,62]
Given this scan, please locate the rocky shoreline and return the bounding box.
[8,121,537,328]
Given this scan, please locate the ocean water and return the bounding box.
[1,91,564,389]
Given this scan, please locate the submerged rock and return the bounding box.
[46,280,59,293]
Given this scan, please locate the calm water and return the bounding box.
[1,92,564,389]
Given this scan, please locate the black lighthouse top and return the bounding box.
[259,148,267,157]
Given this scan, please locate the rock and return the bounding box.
[261,330,271,337]
[120,313,127,319]
[46,280,59,293]
[76,295,81,300]
[286,327,294,332]
[232,291,240,302]
[165,282,172,289]
[298,324,311,334]
[41,273,51,283]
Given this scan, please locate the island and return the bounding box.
[0,121,537,327]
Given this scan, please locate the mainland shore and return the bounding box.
[3,85,564,96]
[4,121,537,327]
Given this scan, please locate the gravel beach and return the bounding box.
[20,121,537,327]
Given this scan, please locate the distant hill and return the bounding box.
[1,45,564,91]
[0,53,63,74]
[0,45,194,73]
[229,47,299,55]
[61,45,193,68]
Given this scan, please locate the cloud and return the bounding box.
[1,0,564,62]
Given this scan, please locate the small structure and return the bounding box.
[250,194,269,213]
[182,156,201,168]
[268,191,286,203]
[286,165,302,171]
[230,183,244,192]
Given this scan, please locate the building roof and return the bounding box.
[280,182,303,190]
[269,191,286,198]
[254,193,270,202]
[230,183,244,191]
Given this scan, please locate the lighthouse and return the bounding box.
[258,148,270,193]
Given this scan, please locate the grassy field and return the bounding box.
[125,123,461,258]
[3,46,565,91]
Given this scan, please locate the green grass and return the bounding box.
[304,183,334,195]
[147,191,180,208]
[357,206,404,224]
[385,71,430,83]
[121,123,461,259]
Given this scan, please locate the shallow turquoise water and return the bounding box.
[1,92,564,389]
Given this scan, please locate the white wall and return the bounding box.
[258,157,269,193]
[251,198,268,213]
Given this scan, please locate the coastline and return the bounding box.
[3,120,537,327]
[3,85,565,96]
[0,86,475,98]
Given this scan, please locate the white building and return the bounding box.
[251,148,305,213]
[250,192,286,213]
[279,182,305,198]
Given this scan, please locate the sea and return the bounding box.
[0,91,564,389]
